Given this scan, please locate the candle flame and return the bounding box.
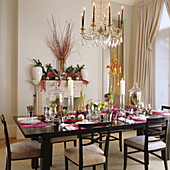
[122,6,124,9]
[118,12,120,15]
[93,2,95,6]
[83,7,86,10]
[108,3,110,6]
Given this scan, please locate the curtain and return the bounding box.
[165,0,170,16]
[134,0,164,106]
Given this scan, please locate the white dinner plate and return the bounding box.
[132,116,146,121]
[20,119,41,124]
[75,121,96,125]
[162,113,170,116]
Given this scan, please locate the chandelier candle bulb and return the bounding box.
[93,3,95,23]
[108,3,111,26]
[120,78,125,95]
[118,12,121,28]
[82,13,84,27]
[121,6,124,25]
[68,79,74,96]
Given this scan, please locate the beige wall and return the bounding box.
[0,0,140,138]
[0,0,18,138]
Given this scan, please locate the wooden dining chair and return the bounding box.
[0,114,41,170]
[103,93,122,152]
[124,117,168,170]
[162,105,170,111]
[99,130,122,151]
[64,122,112,170]
[49,135,77,165]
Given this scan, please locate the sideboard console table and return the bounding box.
[32,80,86,115]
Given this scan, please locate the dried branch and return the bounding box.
[47,15,75,63]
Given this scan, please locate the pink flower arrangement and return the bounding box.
[27,105,34,111]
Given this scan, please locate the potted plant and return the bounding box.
[32,59,43,81]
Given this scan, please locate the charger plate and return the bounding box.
[20,119,41,124]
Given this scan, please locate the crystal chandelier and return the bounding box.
[81,0,124,48]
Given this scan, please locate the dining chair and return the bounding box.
[64,122,112,170]
[49,135,77,165]
[0,114,41,170]
[124,117,168,170]
[162,105,170,111]
[99,130,122,152]
[103,93,122,152]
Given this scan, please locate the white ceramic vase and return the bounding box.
[81,68,89,81]
[32,67,42,81]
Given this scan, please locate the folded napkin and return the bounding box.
[65,125,77,131]
[118,117,134,124]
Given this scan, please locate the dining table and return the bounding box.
[13,115,170,170]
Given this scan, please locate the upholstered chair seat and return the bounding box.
[124,118,168,170]
[11,140,41,160]
[0,114,41,170]
[64,122,112,170]
[124,135,166,151]
[64,144,105,166]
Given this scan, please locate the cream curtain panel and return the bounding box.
[165,0,170,16]
[134,0,164,106]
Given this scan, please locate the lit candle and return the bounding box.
[119,64,123,73]
[68,79,74,96]
[118,12,120,28]
[93,3,95,23]
[108,3,111,26]
[106,65,110,74]
[82,13,84,27]
[120,78,125,95]
[81,7,85,27]
[121,6,124,25]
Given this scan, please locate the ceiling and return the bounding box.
[111,0,142,6]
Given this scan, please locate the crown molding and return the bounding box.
[111,0,142,6]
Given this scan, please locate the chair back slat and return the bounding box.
[161,105,170,111]
[0,114,11,160]
[145,117,168,151]
[78,122,112,166]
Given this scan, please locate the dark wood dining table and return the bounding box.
[13,116,170,170]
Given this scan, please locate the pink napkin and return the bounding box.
[133,120,146,123]
[152,111,162,115]
[18,120,48,128]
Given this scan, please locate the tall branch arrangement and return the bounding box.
[47,15,75,73]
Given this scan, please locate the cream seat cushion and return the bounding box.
[64,144,106,166]
[11,140,41,160]
[50,135,77,143]
[124,135,166,151]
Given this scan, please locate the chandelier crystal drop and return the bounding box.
[81,0,124,48]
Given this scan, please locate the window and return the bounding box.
[155,3,170,109]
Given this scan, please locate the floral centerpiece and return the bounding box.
[77,83,87,118]
[27,105,34,117]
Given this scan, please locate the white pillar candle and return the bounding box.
[68,79,74,96]
[120,78,125,95]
